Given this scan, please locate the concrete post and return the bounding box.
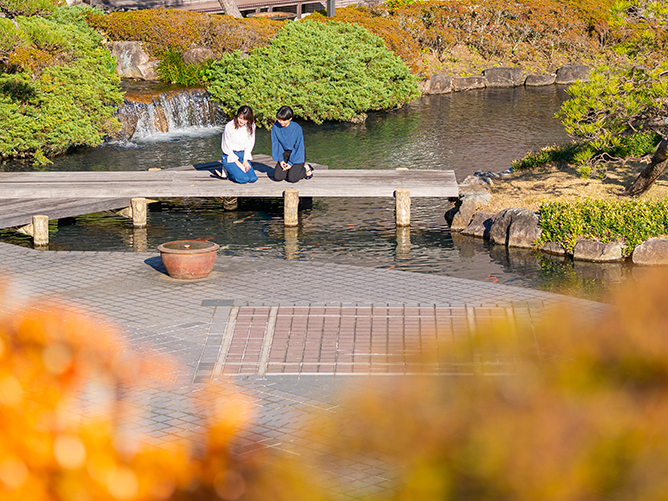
[284,190,299,227]
[32,215,49,246]
[131,198,147,228]
[284,227,299,260]
[396,226,411,259]
[222,197,238,211]
[395,189,411,227]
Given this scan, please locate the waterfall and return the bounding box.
[114,88,225,141]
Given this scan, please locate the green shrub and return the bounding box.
[309,7,423,73]
[0,0,58,17]
[538,199,668,255]
[205,19,419,126]
[512,143,581,170]
[0,6,122,164]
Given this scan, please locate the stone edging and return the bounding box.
[447,201,668,266]
[420,65,590,95]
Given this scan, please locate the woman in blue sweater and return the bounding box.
[271,106,313,183]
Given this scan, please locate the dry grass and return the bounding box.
[485,159,668,213]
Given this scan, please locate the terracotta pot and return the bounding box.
[157,240,219,279]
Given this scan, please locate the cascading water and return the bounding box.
[115,88,224,141]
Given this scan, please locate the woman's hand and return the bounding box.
[280,161,290,171]
[242,160,252,172]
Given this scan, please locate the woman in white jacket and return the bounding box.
[217,105,257,184]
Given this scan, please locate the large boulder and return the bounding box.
[182,47,215,66]
[632,238,668,265]
[453,76,486,92]
[525,74,556,86]
[488,208,541,248]
[483,67,525,87]
[420,74,454,95]
[555,65,590,84]
[461,211,494,239]
[572,239,624,262]
[449,197,477,230]
[108,41,159,80]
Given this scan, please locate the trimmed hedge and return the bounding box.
[538,199,668,256]
[205,20,419,127]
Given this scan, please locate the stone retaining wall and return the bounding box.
[420,65,590,95]
[448,197,668,266]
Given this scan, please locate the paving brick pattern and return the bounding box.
[0,242,610,499]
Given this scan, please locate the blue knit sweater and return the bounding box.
[271,121,305,166]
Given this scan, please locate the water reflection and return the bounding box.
[0,197,631,302]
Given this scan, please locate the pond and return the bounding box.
[0,86,631,302]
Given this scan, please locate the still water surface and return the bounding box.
[0,87,630,302]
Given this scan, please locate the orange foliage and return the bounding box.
[86,8,282,57]
[0,292,321,501]
[322,269,668,500]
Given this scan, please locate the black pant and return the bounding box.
[273,150,306,183]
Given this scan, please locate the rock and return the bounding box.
[450,197,477,230]
[462,174,493,186]
[488,208,541,249]
[453,76,486,92]
[525,74,556,86]
[632,238,668,265]
[540,241,567,256]
[461,211,494,239]
[420,74,454,95]
[483,67,525,87]
[460,191,492,207]
[572,239,624,262]
[182,47,215,66]
[555,65,590,85]
[65,0,84,4]
[108,41,159,80]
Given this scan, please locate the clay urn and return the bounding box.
[157,240,219,279]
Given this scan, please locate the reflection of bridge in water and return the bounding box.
[87,0,361,18]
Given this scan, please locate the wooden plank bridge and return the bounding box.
[0,155,458,245]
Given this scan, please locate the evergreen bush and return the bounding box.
[205,19,419,127]
[0,6,122,164]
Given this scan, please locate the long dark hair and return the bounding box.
[233,105,255,134]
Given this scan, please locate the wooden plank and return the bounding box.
[0,168,458,199]
[0,198,131,229]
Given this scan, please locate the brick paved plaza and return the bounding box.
[0,242,608,498]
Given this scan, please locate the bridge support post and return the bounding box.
[33,215,49,246]
[131,198,147,228]
[222,197,238,211]
[284,190,299,227]
[394,189,411,226]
